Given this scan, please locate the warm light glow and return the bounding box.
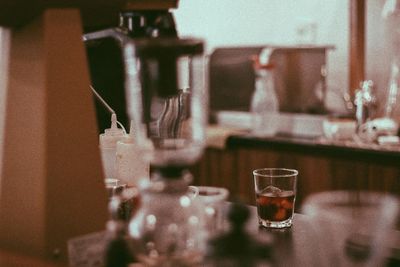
[146,214,157,226]
[180,195,191,207]
[205,206,216,216]
[189,215,199,225]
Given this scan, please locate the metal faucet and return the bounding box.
[354,80,377,129]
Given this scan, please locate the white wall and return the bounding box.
[366,0,399,116]
[174,0,350,113]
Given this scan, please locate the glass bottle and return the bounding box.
[128,169,206,266]
[99,113,125,179]
[354,80,377,137]
[115,121,150,187]
[385,61,400,121]
[250,60,280,137]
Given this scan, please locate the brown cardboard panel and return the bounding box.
[0,9,108,263]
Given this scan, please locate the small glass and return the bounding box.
[253,168,298,228]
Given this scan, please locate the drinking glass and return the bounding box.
[302,191,399,267]
[253,168,298,228]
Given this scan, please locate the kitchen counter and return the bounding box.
[0,249,66,267]
[3,204,398,266]
[226,133,400,165]
[194,126,400,207]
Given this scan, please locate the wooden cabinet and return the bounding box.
[191,148,239,197]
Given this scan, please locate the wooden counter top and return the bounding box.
[226,134,400,165]
[1,203,398,266]
[243,205,400,266]
[194,128,400,209]
[0,249,66,267]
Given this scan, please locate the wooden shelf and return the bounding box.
[349,0,366,95]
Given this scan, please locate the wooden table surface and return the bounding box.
[1,205,399,267]
[243,205,400,267]
[0,249,66,267]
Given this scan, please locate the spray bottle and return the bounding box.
[250,48,280,137]
[115,121,150,187]
[99,113,126,179]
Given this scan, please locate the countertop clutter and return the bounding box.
[228,132,400,163]
[194,125,400,231]
[206,122,400,162]
[1,0,400,266]
[1,204,399,266]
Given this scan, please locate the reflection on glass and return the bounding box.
[302,191,399,267]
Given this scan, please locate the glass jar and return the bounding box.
[128,170,206,266]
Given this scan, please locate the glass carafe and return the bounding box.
[128,170,206,266]
[123,38,207,167]
[123,37,208,266]
[83,13,209,265]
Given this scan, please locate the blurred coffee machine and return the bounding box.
[209,46,334,116]
[85,0,180,132]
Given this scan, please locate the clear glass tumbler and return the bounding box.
[253,168,298,228]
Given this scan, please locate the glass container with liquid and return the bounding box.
[123,37,208,266]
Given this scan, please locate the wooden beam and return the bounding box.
[123,0,179,10]
[349,0,366,95]
[0,9,109,263]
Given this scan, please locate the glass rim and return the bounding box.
[195,186,229,204]
[253,168,298,178]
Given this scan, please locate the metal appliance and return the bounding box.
[85,2,209,265]
[84,0,180,132]
[209,45,334,116]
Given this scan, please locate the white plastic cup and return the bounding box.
[323,118,356,140]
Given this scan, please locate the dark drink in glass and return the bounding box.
[253,168,298,229]
[256,190,295,224]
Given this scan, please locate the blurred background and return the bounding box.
[173,0,395,115]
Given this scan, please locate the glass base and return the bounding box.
[259,217,292,229]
